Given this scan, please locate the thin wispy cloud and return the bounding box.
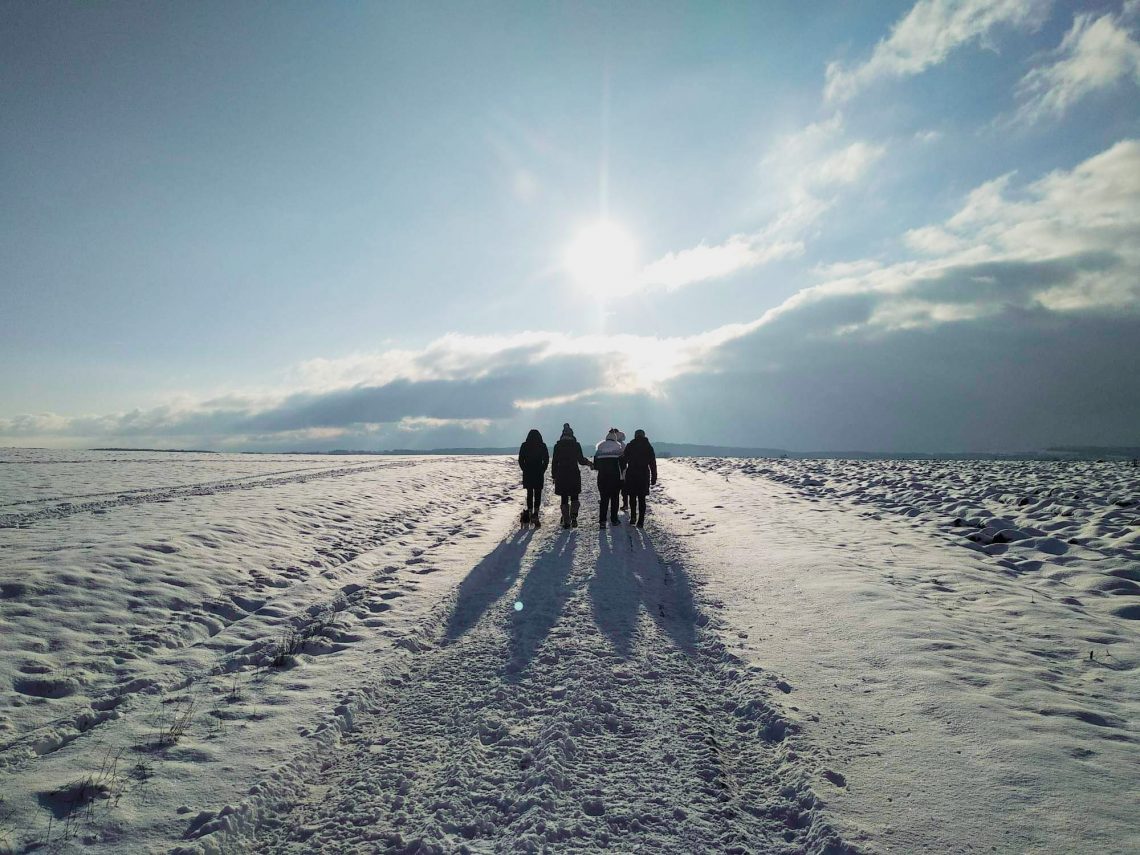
[825,0,1051,102]
[1014,11,1140,123]
[635,236,803,293]
[813,140,888,186]
[630,114,885,296]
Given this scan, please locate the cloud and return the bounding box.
[825,0,1051,102]
[903,225,969,254]
[765,114,885,187]
[763,113,887,198]
[658,141,1140,448]
[635,236,803,292]
[668,308,1139,451]
[0,326,756,447]
[799,138,1140,330]
[813,140,888,186]
[5,141,1137,452]
[1014,11,1140,123]
[630,115,885,295]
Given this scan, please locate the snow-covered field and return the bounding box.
[0,451,1136,853]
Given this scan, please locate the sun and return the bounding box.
[563,220,637,297]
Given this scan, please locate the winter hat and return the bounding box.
[634,429,645,439]
[616,431,626,443]
[606,429,619,441]
[562,423,573,437]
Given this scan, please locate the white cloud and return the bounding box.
[396,416,492,433]
[613,113,885,297]
[782,138,1140,331]
[765,113,887,193]
[635,236,803,292]
[0,325,761,444]
[904,225,970,254]
[811,258,884,278]
[813,141,887,186]
[1014,12,1140,123]
[952,140,1140,264]
[825,0,1050,102]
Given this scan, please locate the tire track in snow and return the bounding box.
[0,462,344,510]
[0,470,512,772]
[0,460,416,529]
[251,496,849,854]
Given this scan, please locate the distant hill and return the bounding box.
[1045,446,1140,459]
[90,447,217,453]
[317,444,1127,461]
[88,445,1137,461]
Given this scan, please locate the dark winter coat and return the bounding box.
[551,436,590,496]
[621,435,657,497]
[518,436,549,489]
[593,439,625,495]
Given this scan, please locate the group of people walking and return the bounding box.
[517,424,657,530]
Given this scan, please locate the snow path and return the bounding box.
[250,484,847,854]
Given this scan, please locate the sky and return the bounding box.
[2,0,1139,452]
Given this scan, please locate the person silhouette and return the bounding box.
[551,423,591,528]
[593,428,625,527]
[517,429,549,526]
[621,429,657,528]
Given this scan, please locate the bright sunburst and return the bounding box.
[563,220,637,298]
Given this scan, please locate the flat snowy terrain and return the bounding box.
[0,451,1136,853]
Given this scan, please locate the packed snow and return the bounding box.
[0,450,1136,853]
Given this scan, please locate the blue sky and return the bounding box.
[3,0,1138,451]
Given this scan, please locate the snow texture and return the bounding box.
[0,450,1136,853]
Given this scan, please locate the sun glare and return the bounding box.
[564,220,637,297]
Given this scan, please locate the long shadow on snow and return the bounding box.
[505,532,577,680]
[589,526,699,660]
[443,528,533,642]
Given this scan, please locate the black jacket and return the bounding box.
[518,441,549,489]
[593,440,625,494]
[551,436,590,496]
[622,436,657,496]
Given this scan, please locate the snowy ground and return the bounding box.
[0,451,1136,853]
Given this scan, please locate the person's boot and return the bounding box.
[629,509,639,527]
[560,507,570,529]
[571,512,578,528]
[533,502,541,527]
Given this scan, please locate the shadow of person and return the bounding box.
[506,532,577,680]
[589,525,700,659]
[443,528,533,642]
[588,528,641,659]
[632,528,699,655]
